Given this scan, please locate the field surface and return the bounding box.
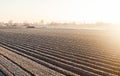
[0,28,120,76]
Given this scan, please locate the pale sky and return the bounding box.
[0,0,120,23]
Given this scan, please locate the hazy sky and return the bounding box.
[0,0,120,23]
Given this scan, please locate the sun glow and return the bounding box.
[105,25,120,54]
